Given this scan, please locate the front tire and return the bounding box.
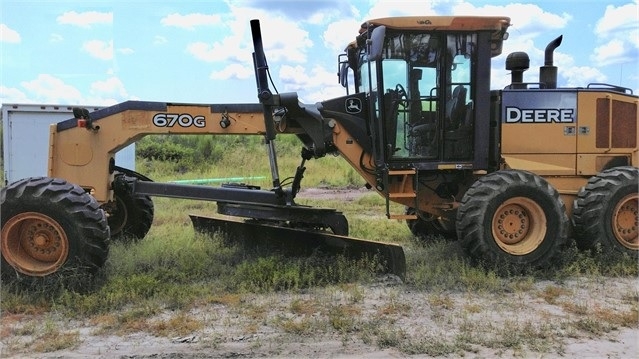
[1,177,110,291]
[573,166,638,258]
[108,173,154,242]
[456,170,569,271]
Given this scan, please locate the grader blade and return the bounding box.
[189,215,406,279]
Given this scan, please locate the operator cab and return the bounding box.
[337,16,510,170]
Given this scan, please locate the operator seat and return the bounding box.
[444,85,473,160]
[446,85,467,129]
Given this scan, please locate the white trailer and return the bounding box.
[1,103,135,184]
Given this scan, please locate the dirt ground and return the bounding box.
[1,188,638,358]
[2,275,637,358]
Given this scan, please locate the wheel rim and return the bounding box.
[612,193,638,250]
[1,212,69,276]
[492,197,546,255]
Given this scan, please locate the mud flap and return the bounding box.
[189,214,406,280]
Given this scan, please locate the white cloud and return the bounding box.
[184,4,315,96]
[187,39,250,63]
[227,0,355,25]
[308,12,329,25]
[453,2,571,39]
[592,2,639,67]
[154,36,167,45]
[192,5,313,64]
[260,18,313,63]
[305,5,353,26]
[20,74,84,104]
[279,65,309,90]
[593,39,629,66]
[365,0,438,19]
[278,65,342,102]
[553,47,608,87]
[50,33,64,43]
[595,2,639,33]
[0,24,21,43]
[170,5,316,101]
[117,48,134,55]
[83,40,113,60]
[160,13,222,30]
[323,19,361,52]
[7,74,129,106]
[0,85,30,104]
[230,11,313,64]
[90,77,128,99]
[210,64,253,80]
[562,66,607,88]
[56,11,112,28]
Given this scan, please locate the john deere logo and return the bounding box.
[345,98,362,114]
[505,106,574,123]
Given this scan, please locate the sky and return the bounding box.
[1,0,638,107]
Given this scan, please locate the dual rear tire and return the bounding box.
[434,167,637,270]
[573,166,638,257]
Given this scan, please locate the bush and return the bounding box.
[137,138,193,162]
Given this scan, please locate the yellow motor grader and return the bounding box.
[2,17,637,290]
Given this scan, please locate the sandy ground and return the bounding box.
[296,187,373,201]
[1,275,638,359]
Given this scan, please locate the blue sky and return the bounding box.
[1,0,637,107]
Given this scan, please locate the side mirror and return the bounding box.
[339,62,349,87]
[369,25,386,61]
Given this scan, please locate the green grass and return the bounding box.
[2,189,635,312]
[136,134,363,189]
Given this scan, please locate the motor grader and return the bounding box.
[2,16,637,290]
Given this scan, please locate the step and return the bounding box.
[388,214,418,220]
[388,169,417,176]
[388,192,417,198]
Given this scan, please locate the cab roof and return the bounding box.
[355,16,511,57]
[360,16,511,33]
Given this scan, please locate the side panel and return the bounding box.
[1,104,135,183]
[501,90,578,175]
[575,91,638,175]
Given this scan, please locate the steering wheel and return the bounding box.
[395,83,408,101]
[394,83,409,108]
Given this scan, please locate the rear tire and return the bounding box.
[108,173,154,242]
[1,177,110,291]
[573,166,638,258]
[456,170,569,271]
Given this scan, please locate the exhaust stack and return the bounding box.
[540,35,563,89]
